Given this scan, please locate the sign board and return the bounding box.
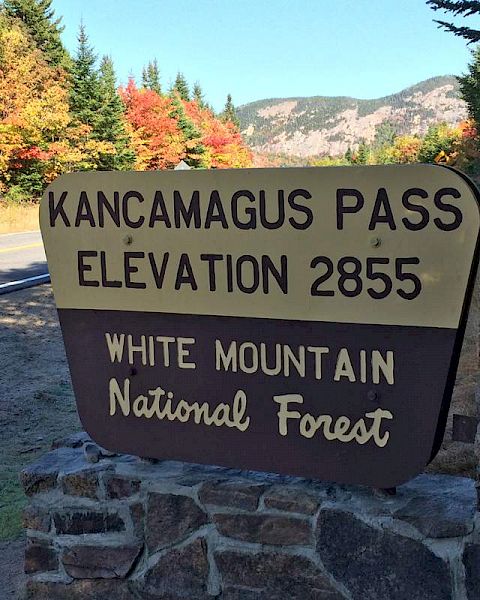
[40,165,480,487]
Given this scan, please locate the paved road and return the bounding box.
[0,231,49,292]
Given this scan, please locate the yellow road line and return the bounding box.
[0,242,43,254]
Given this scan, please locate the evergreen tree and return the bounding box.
[193,82,205,108]
[141,59,161,94]
[3,0,69,66]
[141,65,148,89]
[427,1,480,43]
[147,59,161,94]
[69,23,101,128]
[355,141,370,165]
[458,45,480,127]
[373,121,397,149]
[172,72,190,101]
[96,56,135,170]
[344,147,353,163]
[221,93,240,128]
[169,93,205,167]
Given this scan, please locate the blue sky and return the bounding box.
[52,0,474,111]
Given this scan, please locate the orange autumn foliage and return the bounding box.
[119,79,185,170]
[120,79,252,171]
[184,100,252,168]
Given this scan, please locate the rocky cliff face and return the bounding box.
[238,76,467,157]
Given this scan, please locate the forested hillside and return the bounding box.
[0,1,252,202]
[238,76,467,157]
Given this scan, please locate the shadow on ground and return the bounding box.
[0,259,48,287]
[0,283,80,597]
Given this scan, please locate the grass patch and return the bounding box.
[0,473,26,541]
[0,201,39,234]
[0,380,77,540]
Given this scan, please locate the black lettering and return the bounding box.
[369,188,396,230]
[259,190,285,229]
[401,188,429,231]
[433,188,463,231]
[124,252,146,289]
[336,189,364,229]
[174,190,200,228]
[75,191,96,227]
[122,191,145,228]
[49,191,70,227]
[236,255,259,293]
[78,251,99,287]
[262,255,288,294]
[149,191,171,228]
[149,252,169,289]
[226,254,234,292]
[98,191,120,227]
[205,191,228,228]
[338,257,363,297]
[310,256,335,297]
[288,189,313,230]
[231,190,256,229]
[175,253,198,290]
[200,254,223,291]
[100,251,122,287]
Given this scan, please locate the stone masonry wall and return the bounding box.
[21,433,480,600]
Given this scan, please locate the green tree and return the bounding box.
[427,1,480,43]
[344,147,353,163]
[221,93,240,128]
[458,45,480,127]
[142,58,161,94]
[3,0,69,66]
[355,141,370,165]
[418,123,460,162]
[373,121,397,149]
[69,22,101,128]
[193,81,205,108]
[169,93,206,167]
[96,55,135,170]
[172,71,189,101]
[141,65,148,89]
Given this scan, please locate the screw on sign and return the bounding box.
[40,165,480,488]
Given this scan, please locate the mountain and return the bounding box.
[237,76,467,158]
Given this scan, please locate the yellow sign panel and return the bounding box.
[41,165,478,329]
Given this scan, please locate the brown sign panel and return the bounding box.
[40,165,480,487]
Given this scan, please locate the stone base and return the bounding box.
[21,433,480,599]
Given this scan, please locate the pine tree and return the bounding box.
[172,72,190,101]
[221,93,240,129]
[459,45,480,127]
[96,56,135,170]
[141,59,161,94]
[3,0,69,66]
[427,1,480,43]
[193,82,205,108]
[169,93,205,167]
[344,147,353,163]
[355,141,370,165]
[373,121,397,149]
[69,23,101,128]
[141,66,148,89]
[147,59,161,94]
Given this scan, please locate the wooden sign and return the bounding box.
[40,165,480,487]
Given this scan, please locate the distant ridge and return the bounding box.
[237,76,467,157]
